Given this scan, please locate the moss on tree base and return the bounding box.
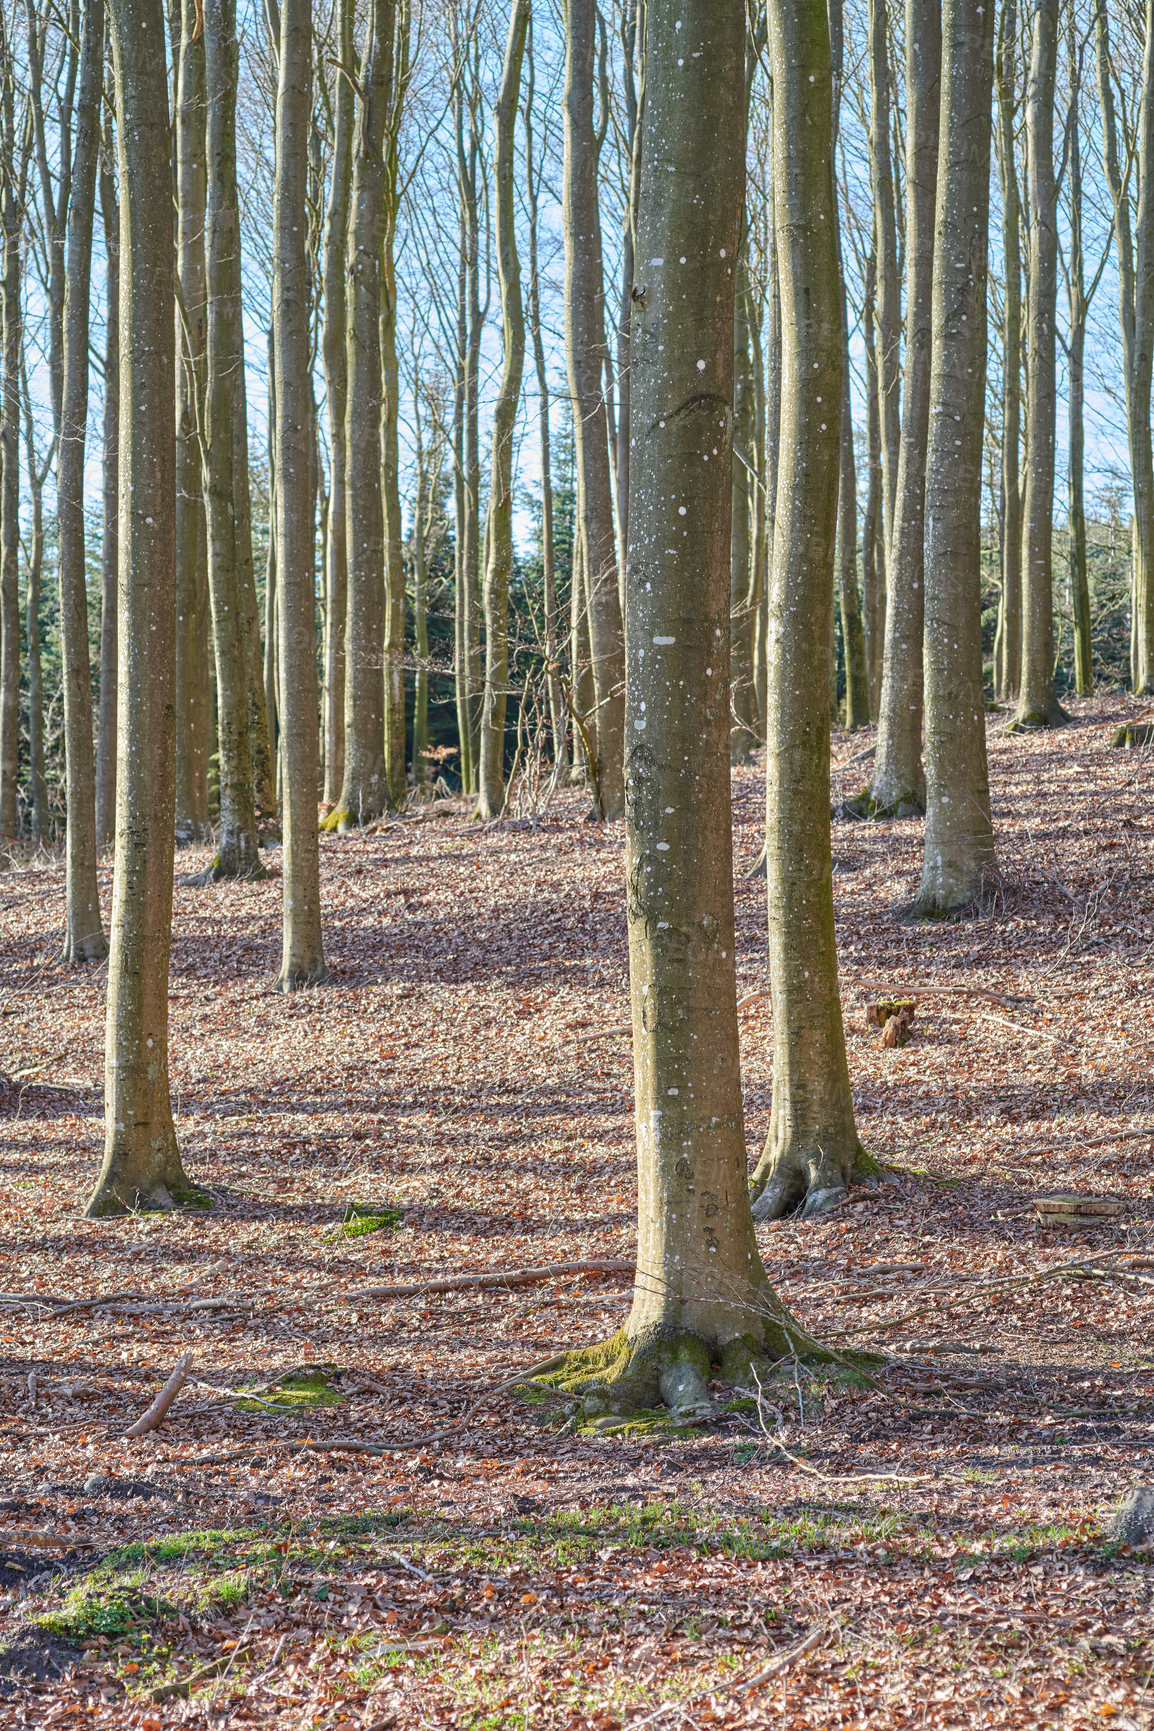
[842,788,925,821]
[1109,722,1154,749]
[1007,701,1070,731]
[193,852,269,886]
[83,1179,213,1219]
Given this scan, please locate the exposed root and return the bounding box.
[842,787,925,821]
[192,851,269,887]
[83,1179,213,1220]
[1109,722,1154,749]
[530,1309,859,1432]
[1007,700,1071,731]
[62,929,109,965]
[749,1137,872,1222]
[272,960,331,993]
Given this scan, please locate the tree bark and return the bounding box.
[1014,0,1066,729]
[321,0,353,805]
[1097,1,1154,694]
[562,0,625,819]
[381,3,410,810]
[96,115,119,851]
[272,0,327,989]
[993,0,1022,703]
[863,0,941,812]
[525,15,567,778]
[327,0,395,829]
[1065,10,1091,699]
[0,47,24,851]
[861,245,885,717]
[749,0,867,1221]
[730,251,760,758]
[174,0,211,843]
[477,0,529,821]
[20,359,49,843]
[201,0,267,880]
[913,0,998,918]
[86,0,199,1216]
[551,0,814,1426]
[57,0,108,960]
[868,0,901,554]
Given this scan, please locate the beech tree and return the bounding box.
[320,0,353,806]
[861,0,941,814]
[562,0,625,819]
[56,0,107,958]
[749,0,866,1220]
[913,0,997,917]
[0,32,23,853]
[95,106,119,851]
[1014,0,1067,729]
[547,0,834,1425]
[87,0,199,1216]
[993,0,1022,704]
[477,0,530,822]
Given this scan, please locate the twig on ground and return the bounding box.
[746,1368,934,1485]
[0,1530,97,1550]
[855,980,1033,1007]
[124,1352,193,1438]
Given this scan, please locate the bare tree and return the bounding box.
[913,0,997,917]
[95,104,118,849]
[87,0,200,1215]
[320,0,353,804]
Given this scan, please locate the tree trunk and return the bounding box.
[749,0,867,1222]
[327,0,395,829]
[868,0,901,554]
[562,0,625,819]
[993,0,1022,703]
[730,252,760,759]
[272,0,327,989]
[861,246,885,717]
[174,0,212,843]
[525,16,567,778]
[1066,9,1091,699]
[477,0,529,822]
[1097,2,1154,695]
[551,0,814,1426]
[863,0,941,812]
[1014,0,1067,729]
[321,0,353,805]
[457,42,486,792]
[0,48,23,850]
[57,0,108,959]
[381,5,410,810]
[913,0,998,917]
[96,116,119,851]
[86,0,199,1216]
[20,363,48,843]
[202,0,266,880]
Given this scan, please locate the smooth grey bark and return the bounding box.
[830,0,869,734]
[57,0,108,960]
[0,45,24,850]
[993,0,1022,703]
[913,0,998,917]
[864,0,941,812]
[381,4,410,810]
[320,0,353,805]
[1065,10,1092,698]
[749,0,866,1221]
[1014,0,1066,730]
[861,246,885,717]
[613,0,640,576]
[868,0,901,552]
[174,0,211,842]
[525,17,567,776]
[201,0,266,880]
[272,0,326,989]
[731,251,761,758]
[86,0,199,1216]
[96,115,119,851]
[328,0,395,829]
[20,360,49,842]
[477,0,529,821]
[562,0,625,819]
[1097,2,1154,693]
[553,0,807,1422]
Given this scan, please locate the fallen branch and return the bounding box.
[124,1352,193,1438]
[855,980,1033,1007]
[746,1368,934,1485]
[947,1009,1075,1048]
[340,1259,634,1303]
[149,1642,256,1704]
[0,1529,97,1550]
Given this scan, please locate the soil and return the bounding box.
[0,692,1152,1728]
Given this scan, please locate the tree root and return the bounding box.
[529,1310,869,1432]
[749,1139,876,1222]
[841,787,925,821]
[1007,700,1071,731]
[1110,722,1154,749]
[83,1179,213,1220]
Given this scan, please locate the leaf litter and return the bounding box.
[0,695,1152,1727]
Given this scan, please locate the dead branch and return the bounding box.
[0,1529,97,1549]
[340,1259,634,1303]
[124,1352,193,1438]
[855,980,1033,1007]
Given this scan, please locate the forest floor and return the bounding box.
[2,692,1154,1729]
